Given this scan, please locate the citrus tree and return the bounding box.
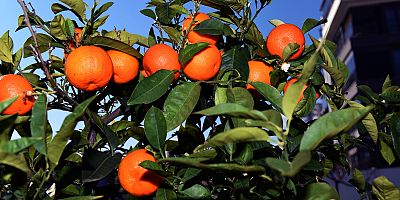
[0,0,399,199]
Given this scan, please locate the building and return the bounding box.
[320,0,400,198]
[321,0,400,98]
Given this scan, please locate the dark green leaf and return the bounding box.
[162,26,181,44]
[302,18,327,34]
[303,182,340,200]
[195,103,267,121]
[348,101,378,143]
[155,3,175,24]
[59,0,87,22]
[372,176,400,200]
[266,151,311,177]
[156,188,177,200]
[30,94,47,155]
[294,86,317,117]
[145,106,167,152]
[350,168,366,192]
[164,82,201,131]
[193,19,225,35]
[300,106,372,151]
[140,8,156,19]
[48,96,96,168]
[128,70,174,105]
[179,42,209,66]
[0,115,17,141]
[64,18,75,38]
[160,157,265,174]
[0,152,31,174]
[87,110,121,154]
[92,15,109,30]
[50,15,67,40]
[227,87,254,109]
[93,2,113,20]
[195,127,271,151]
[181,184,211,199]
[251,82,283,112]
[82,149,122,183]
[390,113,400,159]
[382,75,392,92]
[84,36,142,58]
[244,23,264,48]
[221,46,250,81]
[0,96,18,114]
[182,168,202,182]
[381,86,400,103]
[59,196,103,200]
[148,27,157,46]
[23,33,63,58]
[282,43,300,61]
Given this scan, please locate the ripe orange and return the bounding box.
[0,74,35,115]
[64,28,83,59]
[183,45,221,81]
[266,24,305,61]
[65,46,113,91]
[107,50,139,84]
[246,60,274,91]
[182,12,219,45]
[118,149,163,197]
[142,44,181,79]
[283,77,320,103]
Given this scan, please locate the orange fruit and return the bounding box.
[65,46,113,91]
[118,149,163,197]
[0,74,35,115]
[266,24,305,61]
[64,28,83,59]
[246,60,274,91]
[183,45,221,81]
[142,44,181,79]
[283,77,320,103]
[182,12,219,45]
[107,50,139,84]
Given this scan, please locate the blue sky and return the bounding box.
[2,0,322,141]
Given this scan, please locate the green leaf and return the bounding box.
[1,31,13,51]
[179,42,209,66]
[86,110,121,154]
[193,19,225,35]
[169,4,188,14]
[182,168,202,182]
[181,184,211,199]
[59,0,87,22]
[390,113,400,159]
[160,157,265,174]
[0,137,41,153]
[13,48,23,68]
[303,182,340,200]
[0,96,18,114]
[23,33,63,58]
[201,0,244,12]
[195,103,267,121]
[300,106,372,151]
[0,115,17,141]
[93,2,113,20]
[155,3,175,24]
[347,101,378,143]
[84,36,142,58]
[227,87,254,109]
[379,140,396,165]
[145,106,167,152]
[164,82,201,131]
[350,168,366,192]
[251,82,283,113]
[302,18,327,34]
[372,176,400,200]
[0,152,31,174]
[283,53,318,119]
[282,43,300,61]
[266,151,311,177]
[161,26,181,44]
[30,94,47,155]
[128,70,174,105]
[48,96,96,168]
[294,86,317,117]
[269,19,285,27]
[148,27,157,47]
[382,75,392,92]
[92,15,109,30]
[0,37,13,63]
[64,18,75,38]
[140,8,156,19]
[244,23,265,48]
[381,86,400,103]
[195,127,272,151]
[59,196,103,200]
[156,188,177,200]
[82,149,122,183]
[50,15,67,40]
[221,46,250,81]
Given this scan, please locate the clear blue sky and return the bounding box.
[2,0,322,138]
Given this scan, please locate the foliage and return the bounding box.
[0,0,399,199]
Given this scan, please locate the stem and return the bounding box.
[17,0,78,107]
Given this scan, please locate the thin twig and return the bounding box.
[17,0,78,106]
